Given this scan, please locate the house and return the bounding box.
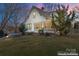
[24,6,55,33]
[73,12,79,32]
[72,11,79,29]
[24,6,79,34]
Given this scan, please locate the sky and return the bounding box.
[0,3,79,11]
[0,3,79,22]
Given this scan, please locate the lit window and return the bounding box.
[33,12,36,18]
[27,23,32,30]
[44,20,52,29]
[34,22,42,30]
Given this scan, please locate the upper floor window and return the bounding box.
[33,12,36,18]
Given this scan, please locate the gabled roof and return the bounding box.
[26,6,52,20]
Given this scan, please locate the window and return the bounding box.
[33,12,36,18]
[34,22,42,30]
[44,20,52,29]
[27,23,32,30]
[74,22,79,29]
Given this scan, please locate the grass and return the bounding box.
[0,33,79,56]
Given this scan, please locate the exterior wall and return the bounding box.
[34,20,53,31]
[72,12,79,28]
[26,9,46,23]
[72,18,79,28]
[25,9,46,32]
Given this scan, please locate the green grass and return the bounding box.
[0,33,79,56]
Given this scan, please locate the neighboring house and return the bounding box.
[24,6,55,33]
[73,12,79,32]
[72,11,79,29]
[74,22,79,29]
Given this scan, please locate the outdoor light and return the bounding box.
[33,12,36,16]
[6,35,9,38]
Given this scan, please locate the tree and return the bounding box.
[52,4,76,36]
[0,4,17,36]
[44,3,58,11]
[0,4,18,32]
[0,4,27,33]
[9,4,28,33]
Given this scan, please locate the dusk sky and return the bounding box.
[0,3,79,12]
[0,3,79,22]
[0,3,79,10]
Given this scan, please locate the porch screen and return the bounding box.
[34,22,42,30]
[44,20,52,29]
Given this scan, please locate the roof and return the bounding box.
[25,6,52,22]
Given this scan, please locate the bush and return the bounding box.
[45,32,51,36]
[38,28,44,35]
[27,32,33,35]
[0,30,7,38]
[19,23,26,35]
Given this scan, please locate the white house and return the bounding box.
[24,6,55,33]
[24,6,79,33]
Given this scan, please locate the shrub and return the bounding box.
[0,30,5,37]
[38,28,44,35]
[19,23,26,35]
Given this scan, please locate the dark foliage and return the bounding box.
[19,23,26,35]
[52,4,76,36]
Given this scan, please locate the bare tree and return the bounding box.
[0,3,27,33]
[12,7,27,32]
[0,4,17,31]
[44,3,58,11]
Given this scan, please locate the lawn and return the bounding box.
[0,33,79,56]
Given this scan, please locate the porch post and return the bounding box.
[32,23,34,32]
[42,22,44,29]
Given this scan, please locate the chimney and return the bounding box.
[41,7,44,11]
